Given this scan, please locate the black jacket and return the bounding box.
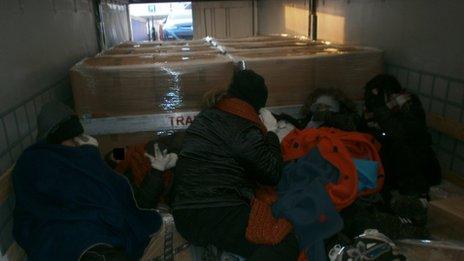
[364,94,441,196]
[171,108,282,210]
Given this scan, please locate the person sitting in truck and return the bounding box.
[269,88,362,143]
[12,101,166,261]
[335,75,442,242]
[300,88,362,131]
[105,141,178,209]
[363,74,442,199]
[171,70,299,260]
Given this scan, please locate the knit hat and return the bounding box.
[37,101,84,144]
[228,69,268,111]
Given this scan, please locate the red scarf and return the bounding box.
[216,97,267,134]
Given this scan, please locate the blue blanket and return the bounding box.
[273,149,343,261]
[12,142,162,261]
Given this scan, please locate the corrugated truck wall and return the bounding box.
[316,0,464,180]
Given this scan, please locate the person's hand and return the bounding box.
[275,121,295,142]
[145,143,178,171]
[74,134,99,147]
[259,108,278,132]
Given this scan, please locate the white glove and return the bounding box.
[275,120,295,142]
[145,143,178,171]
[259,108,278,132]
[74,134,99,147]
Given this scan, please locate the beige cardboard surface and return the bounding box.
[115,39,209,48]
[103,45,216,55]
[229,46,384,103]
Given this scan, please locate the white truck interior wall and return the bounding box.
[317,0,464,81]
[258,0,309,36]
[0,0,99,175]
[193,0,255,39]
[101,2,130,48]
[317,0,464,178]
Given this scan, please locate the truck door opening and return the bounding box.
[129,2,193,41]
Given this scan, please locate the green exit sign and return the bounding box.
[148,5,156,13]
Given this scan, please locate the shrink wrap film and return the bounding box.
[102,45,218,55]
[225,44,383,104]
[71,37,383,120]
[115,39,209,49]
[71,53,234,117]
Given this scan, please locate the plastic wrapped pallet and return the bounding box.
[212,36,287,43]
[227,45,383,105]
[216,40,325,51]
[116,39,209,49]
[102,45,218,56]
[210,35,304,44]
[70,53,234,117]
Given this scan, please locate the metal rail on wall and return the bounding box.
[82,105,303,135]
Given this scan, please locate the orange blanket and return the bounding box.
[246,128,385,260]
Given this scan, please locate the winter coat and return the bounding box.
[364,94,441,196]
[171,100,282,210]
[273,149,343,261]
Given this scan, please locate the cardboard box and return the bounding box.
[70,53,234,117]
[228,46,383,104]
[219,40,325,50]
[115,39,209,49]
[213,36,287,42]
[211,35,303,44]
[72,37,383,118]
[102,45,217,55]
